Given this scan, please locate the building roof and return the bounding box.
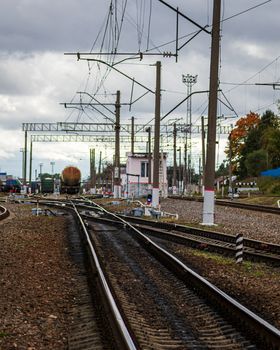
[261,167,280,177]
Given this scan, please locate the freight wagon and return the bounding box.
[60,166,81,194]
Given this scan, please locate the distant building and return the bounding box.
[0,172,7,182]
[121,152,168,198]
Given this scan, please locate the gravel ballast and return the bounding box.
[1,199,280,348]
[160,198,280,244]
[0,204,80,350]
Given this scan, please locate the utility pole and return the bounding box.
[182,73,197,188]
[20,148,25,181]
[177,146,182,194]
[39,163,43,192]
[29,141,33,186]
[98,151,102,190]
[202,0,221,225]
[131,116,135,154]
[146,127,152,189]
[23,131,27,185]
[201,116,206,193]
[183,142,187,194]
[152,61,161,208]
[114,90,121,198]
[228,131,233,200]
[90,148,96,193]
[172,123,177,194]
[50,161,55,175]
[50,161,55,193]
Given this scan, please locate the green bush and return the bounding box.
[258,176,280,194]
[271,184,280,194]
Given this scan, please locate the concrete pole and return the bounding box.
[114,90,121,198]
[229,131,233,200]
[172,123,177,194]
[29,141,33,186]
[92,149,96,190]
[202,0,221,225]
[39,163,43,192]
[98,151,102,190]
[201,116,206,194]
[183,142,187,194]
[152,62,161,208]
[90,148,96,193]
[50,161,55,193]
[90,149,92,185]
[178,146,182,194]
[24,131,27,185]
[146,127,152,190]
[20,149,24,181]
[131,116,135,154]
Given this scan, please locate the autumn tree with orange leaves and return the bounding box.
[226,110,280,178]
[226,112,260,175]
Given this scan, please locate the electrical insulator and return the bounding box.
[163,51,173,57]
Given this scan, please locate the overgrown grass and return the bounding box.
[258,176,280,195]
[191,249,274,278]
[0,332,9,338]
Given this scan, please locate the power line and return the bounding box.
[226,55,280,93]
[222,0,272,23]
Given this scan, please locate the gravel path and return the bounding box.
[0,204,79,350]
[160,198,280,245]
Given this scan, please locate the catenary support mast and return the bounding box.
[202,0,221,225]
[114,90,121,198]
[152,61,161,208]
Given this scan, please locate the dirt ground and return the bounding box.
[0,203,79,350]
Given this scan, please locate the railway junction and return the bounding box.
[1,1,280,349]
[1,194,280,349]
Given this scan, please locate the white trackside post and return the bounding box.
[235,233,244,264]
[202,189,215,225]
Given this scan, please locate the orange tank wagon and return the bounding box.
[61,166,81,194]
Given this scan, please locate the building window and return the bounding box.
[141,162,149,177]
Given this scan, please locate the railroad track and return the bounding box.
[81,212,280,266]
[78,199,280,349]
[0,205,9,221]
[122,214,280,265]
[38,198,280,265]
[26,198,280,347]
[169,195,280,215]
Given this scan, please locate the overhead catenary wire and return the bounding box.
[222,0,272,23]
[65,0,274,132]
[146,0,152,50]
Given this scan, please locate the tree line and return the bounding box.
[217,109,280,179]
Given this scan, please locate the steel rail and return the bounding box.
[81,199,280,349]
[29,198,280,264]
[28,198,280,347]
[81,213,280,266]
[169,195,280,215]
[71,202,137,350]
[120,214,280,254]
[35,198,280,256]
[0,205,9,220]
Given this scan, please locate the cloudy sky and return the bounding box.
[0,0,279,180]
